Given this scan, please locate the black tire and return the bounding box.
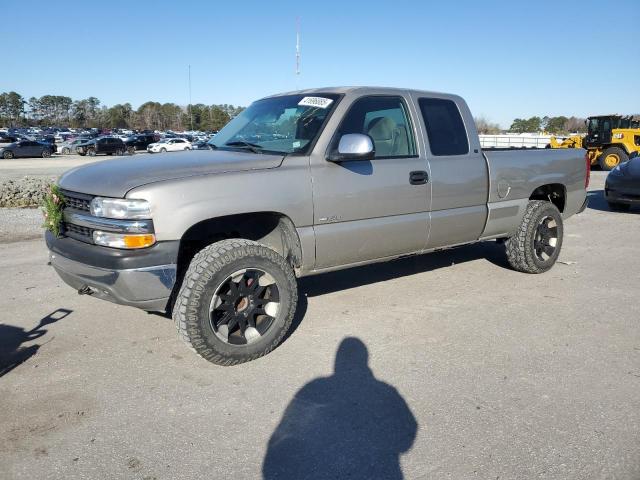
[115,149,124,156]
[3,151,14,159]
[608,202,630,212]
[173,239,298,366]
[598,147,628,171]
[62,147,70,155]
[42,149,51,158]
[87,148,96,157]
[160,147,167,153]
[127,146,135,155]
[78,151,86,156]
[505,200,564,274]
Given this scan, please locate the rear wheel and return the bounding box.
[62,147,71,155]
[127,146,135,155]
[173,239,298,366]
[505,200,564,274]
[599,147,628,171]
[87,148,96,157]
[115,149,124,156]
[3,151,14,159]
[42,149,51,158]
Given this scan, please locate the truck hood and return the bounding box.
[58,150,285,197]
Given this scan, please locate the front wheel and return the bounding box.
[62,147,71,155]
[115,149,124,156]
[3,151,14,159]
[505,200,564,274]
[127,146,135,155]
[173,239,298,366]
[160,147,167,153]
[42,149,52,158]
[87,148,96,157]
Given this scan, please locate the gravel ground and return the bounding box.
[0,208,44,243]
[0,171,639,480]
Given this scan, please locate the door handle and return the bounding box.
[409,171,429,185]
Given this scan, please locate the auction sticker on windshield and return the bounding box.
[298,97,334,109]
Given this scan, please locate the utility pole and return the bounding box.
[188,64,193,131]
[295,17,301,89]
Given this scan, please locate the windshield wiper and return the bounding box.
[224,141,264,153]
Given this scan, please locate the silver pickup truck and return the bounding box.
[47,87,589,365]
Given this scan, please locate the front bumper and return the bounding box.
[46,231,179,312]
[605,178,640,204]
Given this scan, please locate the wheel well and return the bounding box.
[529,184,566,212]
[174,210,299,282]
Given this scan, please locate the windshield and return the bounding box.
[209,93,340,154]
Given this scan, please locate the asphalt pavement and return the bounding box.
[0,171,639,479]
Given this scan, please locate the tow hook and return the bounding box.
[78,285,94,296]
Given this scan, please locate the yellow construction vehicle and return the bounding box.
[549,114,640,170]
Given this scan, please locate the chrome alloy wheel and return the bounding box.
[209,269,280,345]
[534,215,558,261]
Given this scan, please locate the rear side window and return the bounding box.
[418,98,469,156]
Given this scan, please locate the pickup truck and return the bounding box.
[46,87,589,366]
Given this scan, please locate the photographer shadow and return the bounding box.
[0,308,72,377]
[263,337,417,479]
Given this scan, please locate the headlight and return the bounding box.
[93,231,156,249]
[90,197,151,219]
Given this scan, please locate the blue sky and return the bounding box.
[3,0,639,127]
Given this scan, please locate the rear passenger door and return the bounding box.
[311,95,431,269]
[411,95,489,248]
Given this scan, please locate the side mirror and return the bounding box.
[327,133,375,162]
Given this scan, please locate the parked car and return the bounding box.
[37,136,58,153]
[605,155,640,211]
[58,139,87,155]
[1,140,54,159]
[47,87,588,366]
[76,137,126,156]
[147,138,192,153]
[123,134,158,154]
[191,140,213,150]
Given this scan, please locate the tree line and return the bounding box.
[475,115,588,135]
[0,91,245,131]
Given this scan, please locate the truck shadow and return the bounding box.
[298,240,509,298]
[586,190,609,212]
[0,308,72,378]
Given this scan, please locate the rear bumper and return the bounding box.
[46,231,178,312]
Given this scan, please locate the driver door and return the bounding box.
[310,95,431,269]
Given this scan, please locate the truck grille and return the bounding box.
[63,223,93,242]
[62,190,93,212]
[60,190,95,243]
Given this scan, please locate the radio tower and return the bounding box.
[295,17,301,88]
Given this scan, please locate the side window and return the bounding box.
[333,96,416,158]
[418,98,469,156]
